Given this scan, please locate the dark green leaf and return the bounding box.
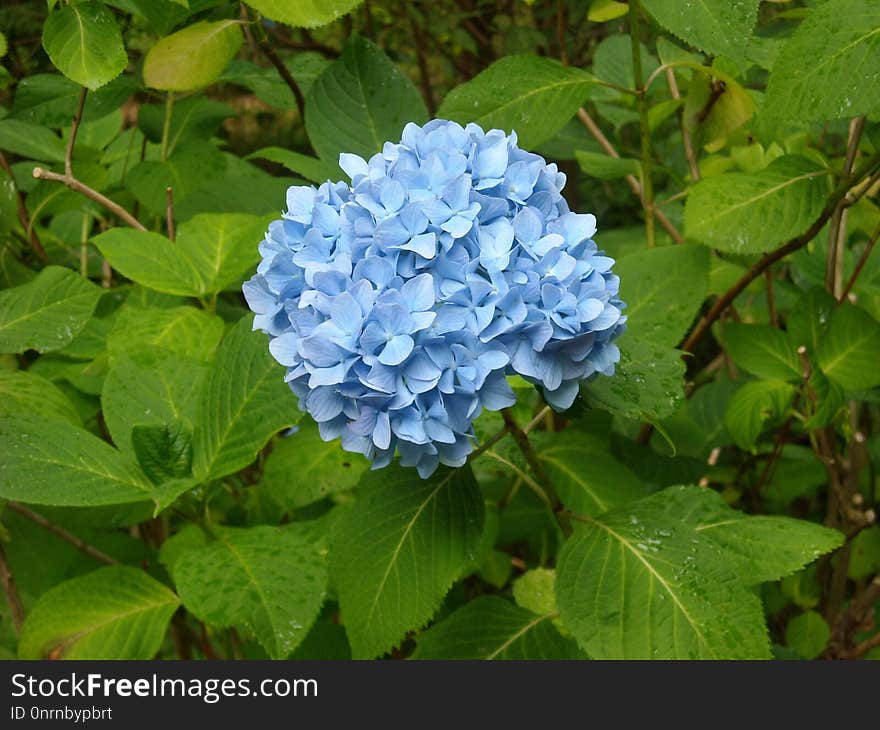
[412,596,582,660]
[438,55,593,149]
[306,36,427,162]
[192,316,297,481]
[684,156,829,253]
[173,525,327,659]
[0,266,102,354]
[723,322,801,381]
[330,464,484,658]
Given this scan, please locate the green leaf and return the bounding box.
[107,305,224,363]
[262,421,368,510]
[248,146,341,185]
[785,611,830,660]
[724,380,794,451]
[42,2,127,90]
[641,0,759,64]
[0,116,62,162]
[583,336,685,423]
[684,156,829,253]
[653,486,843,583]
[593,35,656,94]
[615,244,709,346]
[534,431,649,516]
[763,0,880,123]
[438,55,594,149]
[0,369,81,425]
[0,414,154,506]
[816,303,880,390]
[126,142,227,218]
[143,20,243,91]
[683,67,755,147]
[306,35,427,162]
[9,73,137,128]
[512,568,558,618]
[173,525,327,659]
[330,464,484,658]
[192,316,297,482]
[97,213,267,297]
[411,596,582,660]
[787,287,836,354]
[132,422,193,485]
[848,526,880,580]
[588,0,628,23]
[102,350,207,458]
[173,213,269,294]
[93,229,202,296]
[244,0,365,28]
[722,323,801,381]
[575,149,640,180]
[556,489,771,659]
[18,566,178,659]
[0,266,102,354]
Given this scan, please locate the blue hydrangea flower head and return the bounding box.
[244,120,626,477]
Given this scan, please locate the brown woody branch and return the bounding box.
[679,149,880,354]
[6,502,117,566]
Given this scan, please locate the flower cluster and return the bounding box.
[244,120,625,477]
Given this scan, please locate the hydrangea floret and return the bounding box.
[244,119,626,477]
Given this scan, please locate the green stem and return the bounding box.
[160,92,174,162]
[501,409,571,536]
[629,0,655,248]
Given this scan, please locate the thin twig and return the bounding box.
[839,219,880,303]
[680,149,880,353]
[576,108,684,244]
[468,425,510,461]
[251,17,306,118]
[826,116,865,296]
[6,502,118,565]
[0,150,48,262]
[33,167,146,231]
[556,0,569,66]
[665,67,699,181]
[31,85,146,232]
[0,544,25,634]
[841,631,880,660]
[501,409,571,536]
[165,186,176,242]
[66,88,87,178]
[629,0,655,247]
[524,405,552,435]
[239,3,259,60]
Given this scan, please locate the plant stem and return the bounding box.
[680,148,880,353]
[250,15,306,119]
[629,0,655,248]
[0,544,24,634]
[66,88,87,178]
[165,186,176,242]
[6,502,118,565]
[666,67,700,181]
[839,219,880,303]
[576,108,684,243]
[825,116,865,296]
[501,408,571,536]
[0,151,48,262]
[160,91,174,162]
[33,166,146,231]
